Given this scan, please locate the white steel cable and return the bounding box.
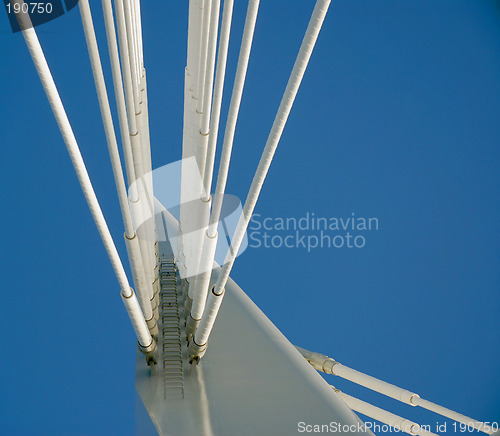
[332,387,438,436]
[187,0,255,337]
[115,0,155,288]
[119,0,140,113]
[296,346,420,405]
[79,0,134,237]
[134,0,143,70]
[186,231,218,339]
[13,1,153,351]
[297,347,497,435]
[197,0,220,168]
[201,0,220,127]
[188,0,233,322]
[121,0,149,190]
[207,0,260,238]
[128,0,140,86]
[115,0,144,183]
[114,0,138,134]
[101,0,137,198]
[185,0,221,336]
[410,397,496,435]
[79,0,154,324]
[192,0,330,354]
[126,0,141,100]
[102,0,156,324]
[194,0,218,183]
[191,0,331,358]
[202,0,234,200]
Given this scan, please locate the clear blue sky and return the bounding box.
[1,1,499,435]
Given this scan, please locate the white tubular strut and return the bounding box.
[79,0,134,238]
[78,0,155,333]
[185,0,213,285]
[102,0,138,200]
[297,347,496,435]
[13,1,155,356]
[102,0,156,327]
[410,397,496,434]
[332,387,438,436]
[296,346,420,404]
[115,0,156,308]
[129,0,140,85]
[114,0,138,133]
[186,0,259,345]
[200,0,220,138]
[132,0,142,71]
[202,0,234,200]
[185,229,218,338]
[187,0,221,333]
[183,195,211,305]
[136,0,144,69]
[123,0,141,111]
[195,0,220,181]
[115,0,146,190]
[207,0,260,237]
[191,0,331,360]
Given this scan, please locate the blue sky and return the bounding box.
[1,1,499,435]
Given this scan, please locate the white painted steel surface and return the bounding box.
[135,207,374,436]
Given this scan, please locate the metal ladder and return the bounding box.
[160,257,184,400]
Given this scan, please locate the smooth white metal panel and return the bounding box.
[135,208,373,436]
